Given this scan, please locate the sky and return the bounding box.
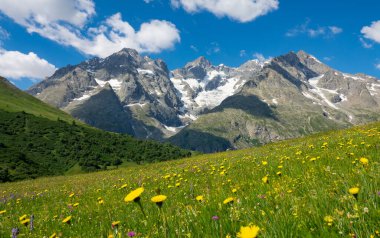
[0,0,380,89]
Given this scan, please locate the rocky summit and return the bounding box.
[28,49,380,152]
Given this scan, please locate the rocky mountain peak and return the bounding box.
[185,56,212,69]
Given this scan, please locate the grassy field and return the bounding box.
[0,122,379,237]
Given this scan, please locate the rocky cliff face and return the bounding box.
[28,49,380,152]
[28,48,184,140]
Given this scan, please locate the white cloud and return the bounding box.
[361,20,380,44]
[206,42,220,55]
[360,37,373,49]
[286,19,343,38]
[376,63,380,70]
[171,0,279,23]
[0,0,95,28]
[190,45,198,52]
[253,52,271,63]
[0,49,56,80]
[0,0,180,57]
[0,26,10,45]
[240,50,246,57]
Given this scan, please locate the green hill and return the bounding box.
[0,77,191,182]
[0,120,378,237]
[0,77,76,123]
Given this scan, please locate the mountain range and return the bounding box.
[27,49,380,152]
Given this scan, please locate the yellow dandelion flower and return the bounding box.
[262,176,269,184]
[124,187,144,202]
[276,171,282,176]
[196,195,204,201]
[19,214,27,221]
[324,215,334,226]
[0,210,6,215]
[223,197,235,205]
[232,188,238,193]
[73,203,79,207]
[349,187,359,195]
[261,161,268,166]
[151,195,167,203]
[62,215,72,224]
[176,182,181,187]
[120,184,128,189]
[359,157,369,165]
[112,221,120,228]
[237,225,260,238]
[69,192,75,198]
[49,233,57,238]
[21,218,30,226]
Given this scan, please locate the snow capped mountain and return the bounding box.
[27,49,380,152]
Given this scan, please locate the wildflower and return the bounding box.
[62,215,72,224]
[20,218,30,226]
[11,228,19,238]
[69,192,75,198]
[262,176,269,184]
[359,157,369,165]
[349,187,359,199]
[19,214,27,221]
[49,233,57,238]
[324,215,334,226]
[196,195,204,201]
[261,161,268,166]
[151,195,167,208]
[120,184,128,189]
[223,197,234,205]
[0,210,6,215]
[73,203,79,207]
[276,171,282,176]
[237,225,260,238]
[112,221,120,229]
[232,188,238,193]
[212,216,219,220]
[128,231,136,237]
[124,188,144,203]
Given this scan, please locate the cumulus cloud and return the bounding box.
[0,0,180,57]
[361,20,380,44]
[0,49,56,80]
[171,0,279,23]
[286,19,343,38]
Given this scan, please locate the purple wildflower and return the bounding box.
[128,231,136,237]
[212,215,219,220]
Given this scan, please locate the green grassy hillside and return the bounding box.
[0,121,378,237]
[0,77,191,182]
[0,77,76,123]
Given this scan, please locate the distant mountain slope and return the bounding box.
[0,77,191,182]
[27,49,380,152]
[0,76,76,123]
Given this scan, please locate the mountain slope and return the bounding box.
[169,51,380,151]
[0,77,191,182]
[27,50,380,152]
[0,120,378,237]
[0,76,76,123]
[28,48,183,140]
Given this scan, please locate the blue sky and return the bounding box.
[0,0,379,89]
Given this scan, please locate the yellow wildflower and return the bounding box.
[196,195,204,201]
[237,225,260,238]
[223,197,235,205]
[359,157,369,165]
[62,215,72,224]
[124,187,144,202]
